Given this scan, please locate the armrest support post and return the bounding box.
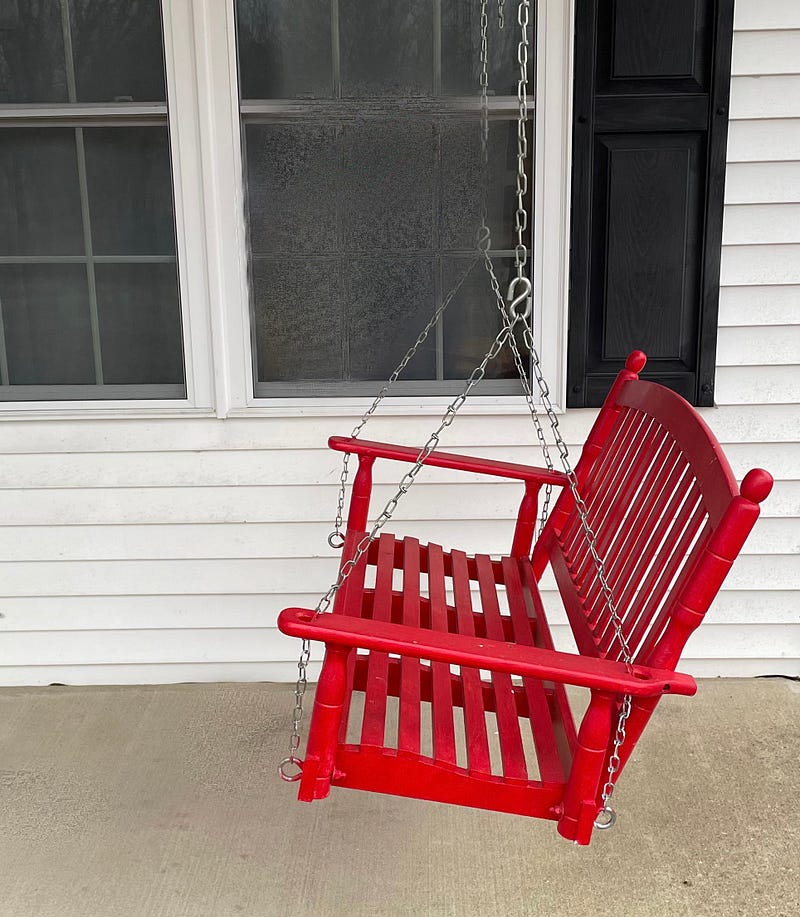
[511,481,540,558]
[346,455,375,534]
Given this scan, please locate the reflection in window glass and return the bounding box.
[236,0,534,394]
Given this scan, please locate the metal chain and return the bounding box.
[498,0,505,29]
[280,320,514,782]
[498,0,632,827]
[328,257,481,548]
[512,0,530,290]
[284,0,633,827]
[479,0,554,534]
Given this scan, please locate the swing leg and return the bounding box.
[298,644,351,802]
[558,690,615,844]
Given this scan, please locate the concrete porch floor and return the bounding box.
[0,680,797,917]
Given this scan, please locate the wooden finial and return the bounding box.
[741,468,774,504]
[626,351,647,374]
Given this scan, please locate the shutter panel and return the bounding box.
[567,0,734,407]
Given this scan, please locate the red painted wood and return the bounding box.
[298,644,351,801]
[277,350,772,844]
[360,533,396,747]
[346,456,375,533]
[511,482,540,558]
[558,691,615,844]
[334,528,370,744]
[451,550,492,775]
[502,557,565,784]
[474,553,527,779]
[329,436,568,486]
[427,543,457,765]
[398,538,422,755]
[278,607,695,696]
[517,560,578,772]
[332,746,563,818]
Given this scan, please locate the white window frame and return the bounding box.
[0,0,574,419]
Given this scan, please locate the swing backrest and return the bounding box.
[536,352,772,672]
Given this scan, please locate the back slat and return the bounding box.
[545,377,741,667]
[611,483,704,657]
[574,419,668,588]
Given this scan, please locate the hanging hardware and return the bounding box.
[506,274,532,320]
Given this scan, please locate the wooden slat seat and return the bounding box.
[278,352,773,844]
[341,533,575,797]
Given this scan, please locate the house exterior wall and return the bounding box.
[0,0,797,686]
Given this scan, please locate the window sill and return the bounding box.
[230,394,566,418]
[0,402,215,422]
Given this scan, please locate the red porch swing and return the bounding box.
[276,0,772,845]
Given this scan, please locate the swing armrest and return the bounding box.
[278,608,697,698]
[329,436,569,486]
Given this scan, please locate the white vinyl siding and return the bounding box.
[0,0,797,685]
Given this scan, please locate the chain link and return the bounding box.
[278,637,310,781]
[498,0,505,29]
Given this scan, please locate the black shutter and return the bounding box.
[567,0,735,407]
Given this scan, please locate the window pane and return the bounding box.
[0,128,83,256]
[441,2,532,96]
[0,264,95,384]
[236,0,333,100]
[245,123,338,254]
[0,0,68,103]
[442,256,525,381]
[341,119,436,251]
[236,0,535,395]
[84,127,176,256]
[70,0,166,102]
[0,2,184,400]
[95,264,183,385]
[251,257,343,383]
[346,256,436,380]
[339,0,432,98]
[440,119,532,252]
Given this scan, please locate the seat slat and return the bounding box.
[475,554,528,780]
[451,550,492,775]
[427,543,457,765]
[360,533,396,747]
[336,528,371,744]
[398,537,422,756]
[502,557,564,784]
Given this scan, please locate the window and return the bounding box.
[235,0,537,396]
[0,0,184,401]
[0,0,575,414]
